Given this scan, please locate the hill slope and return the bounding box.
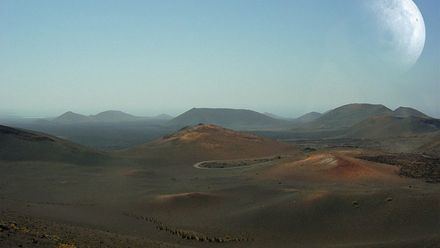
[0,125,105,163]
[263,112,288,120]
[263,152,401,183]
[296,112,322,123]
[304,103,393,130]
[92,110,139,122]
[393,106,430,118]
[345,116,440,139]
[168,108,285,130]
[120,124,299,162]
[54,111,91,123]
[417,132,440,156]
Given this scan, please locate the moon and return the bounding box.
[368,0,426,69]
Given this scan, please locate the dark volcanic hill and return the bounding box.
[263,112,294,120]
[345,115,440,139]
[54,111,91,123]
[305,103,393,130]
[92,110,139,122]
[52,110,168,124]
[393,106,430,118]
[296,112,322,123]
[0,125,105,163]
[168,108,286,130]
[120,124,299,162]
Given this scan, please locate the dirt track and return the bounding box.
[193,155,286,170]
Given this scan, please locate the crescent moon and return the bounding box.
[370,0,426,68]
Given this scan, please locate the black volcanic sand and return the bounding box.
[358,153,440,183]
[1,150,440,248]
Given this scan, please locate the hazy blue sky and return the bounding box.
[0,0,439,117]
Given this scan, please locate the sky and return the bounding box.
[0,0,439,118]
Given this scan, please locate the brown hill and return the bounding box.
[0,125,106,163]
[263,152,401,183]
[345,115,440,139]
[120,124,299,162]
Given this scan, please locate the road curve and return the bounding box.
[193,155,288,170]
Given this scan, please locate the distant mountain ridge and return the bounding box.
[55,111,90,123]
[345,115,440,139]
[289,104,438,141]
[296,112,322,123]
[47,104,438,142]
[305,103,394,130]
[393,107,430,118]
[53,110,171,123]
[263,112,293,120]
[92,110,139,122]
[168,108,287,130]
